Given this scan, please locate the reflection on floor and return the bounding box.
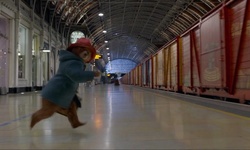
[1,84,250,149]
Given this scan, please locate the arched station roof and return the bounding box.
[24,0,224,64]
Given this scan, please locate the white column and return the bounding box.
[26,24,33,87]
[8,18,18,89]
[36,31,43,87]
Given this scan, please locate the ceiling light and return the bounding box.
[106,47,109,50]
[105,40,108,43]
[98,13,104,17]
[42,49,51,52]
[102,30,107,33]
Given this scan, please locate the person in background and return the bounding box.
[30,38,100,129]
[101,72,106,84]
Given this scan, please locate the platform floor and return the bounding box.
[1,84,250,149]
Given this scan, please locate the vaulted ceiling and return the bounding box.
[23,0,224,64]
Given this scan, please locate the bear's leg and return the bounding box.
[67,102,86,128]
[56,107,68,117]
[30,99,58,129]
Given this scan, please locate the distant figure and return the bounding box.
[113,74,120,86]
[114,79,120,86]
[101,72,106,84]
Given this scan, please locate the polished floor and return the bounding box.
[1,84,250,149]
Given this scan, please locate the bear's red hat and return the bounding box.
[67,38,96,62]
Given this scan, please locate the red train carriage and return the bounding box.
[151,39,181,92]
[141,61,147,87]
[181,27,202,95]
[136,65,142,86]
[144,59,152,88]
[122,0,250,103]
[181,9,226,96]
[164,40,181,92]
[130,69,135,85]
[225,0,250,102]
[120,73,128,84]
[181,0,250,103]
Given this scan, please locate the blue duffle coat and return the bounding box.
[41,50,95,109]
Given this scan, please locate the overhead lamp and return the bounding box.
[102,30,107,33]
[98,13,104,17]
[41,49,51,53]
[105,40,108,43]
[106,47,109,50]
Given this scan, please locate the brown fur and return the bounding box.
[30,98,86,129]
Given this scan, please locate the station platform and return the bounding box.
[1,84,250,149]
